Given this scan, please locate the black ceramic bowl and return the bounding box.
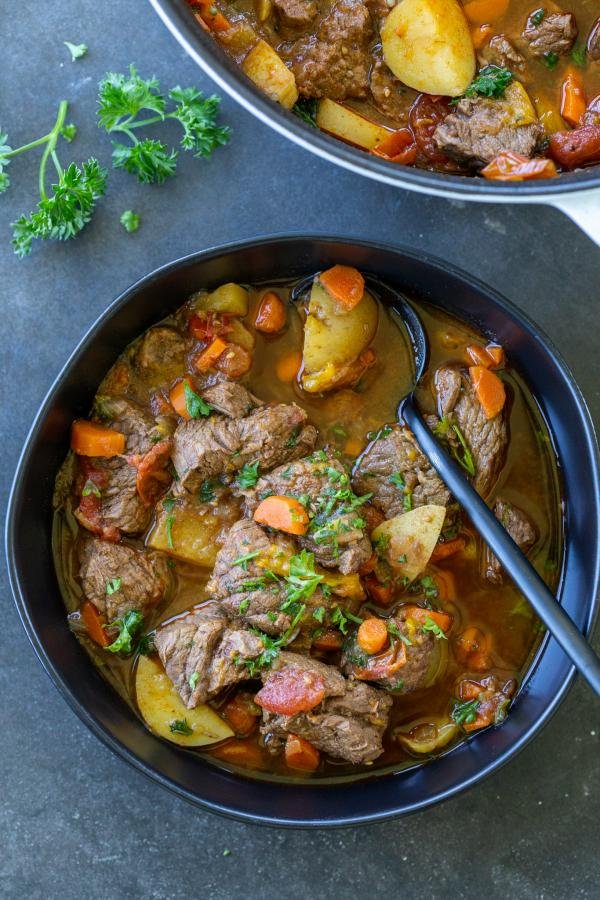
[6,237,600,827]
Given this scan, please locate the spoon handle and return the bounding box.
[401,395,600,696]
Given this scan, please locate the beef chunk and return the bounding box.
[479,34,525,70]
[434,97,542,167]
[202,381,259,419]
[342,608,436,692]
[154,602,266,708]
[522,11,577,57]
[484,497,537,583]
[172,400,317,492]
[587,18,600,60]
[242,454,372,575]
[273,0,318,29]
[352,425,450,518]
[435,366,508,498]
[370,58,410,124]
[135,326,187,380]
[79,536,169,623]
[286,0,373,100]
[260,652,392,764]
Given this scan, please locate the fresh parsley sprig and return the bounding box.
[97,65,231,183]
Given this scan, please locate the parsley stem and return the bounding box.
[37,100,69,201]
[124,115,167,130]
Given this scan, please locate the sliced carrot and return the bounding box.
[210,738,265,769]
[561,68,587,128]
[312,629,343,652]
[285,734,320,772]
[255,291,287,334]
[431,537,466,563]
[189,0,230,31]
[319,265,365,310]
[372,128,417,165]
[482,151,557,182]
[222,694,260,736]
[188,311,230,342]
[254,495,310,536]
[471,23,494,48]
[357,617,389,655]
[71,420,126,457]
[193,336,228,371]
[466,344,494,368]
[343,437,364,457]
[276,350,302,383]
[433,569,457,602]
[255,668,325,715]
[216,343,253,378]
[485,344,505,368]
[455,626,490,670]
[403,605,453,633]
[169,378,194,419]
[462,0,509,24]
[81,601,111,647]
[469,365,506,419]
[364,575,395,607]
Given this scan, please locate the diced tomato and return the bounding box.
[549,124,600,169]
[481,150,557,181]
[128,439,173,506]
[254,668,326,715]
[409,95,457,167]
[188,311,231,343]
[74,461,120,542]
[372,128,418,165]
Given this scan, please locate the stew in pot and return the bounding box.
[53,266,562,779]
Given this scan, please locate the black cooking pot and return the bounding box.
[148,0,600,244]
[6,238,600,826]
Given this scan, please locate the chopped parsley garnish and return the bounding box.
[434,417,475,476]
[242,604,307,676]
[464,66,513,99]
[421,616,447,640]
[184,381,212,418]
[240,577,267,592]
[331,606,363,635]
[163,496,176,512]
[169,718,193,735]
[530,7,545,25]
[106,577,122,595]
[292,98,318,128]
[120,209,140,232]
[82,479,101,498]
[233,550,260,570]
[189,671,200,690]
[570,44,587,67]
[237,460,260,489]
[284,550,324,605]
[198,480,216,503]
[388,680,406,693]
[542,51,559,69]
[105,610,143,655]
[64,41,88,61]
[389,472,405,489]
[137,632,156,655]
[330,424,348,441]
[420,576,439,600]
[367,425,393,442]
[451,698,479,726]
[388,620,412,645]
[165,514,175,549]
[403,491,413,512]
[285,426,301,449]
[374,532,391,557]
[312,606,326,624]
[397,553,408,565]
[238,597,251,615]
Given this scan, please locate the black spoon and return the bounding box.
[365,276,600,695]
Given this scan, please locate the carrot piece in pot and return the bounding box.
[254,495,310,535]
[71,420,125,457]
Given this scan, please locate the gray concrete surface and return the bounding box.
[1,1,599,898]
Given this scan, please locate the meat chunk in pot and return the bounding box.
[154,602,266,708]
[342,607,437,693]
[285,0,373,100]
[483,497,537,584]
[79,536,169,623]
[273,0,318,29]
[522,11,578,58]
[369,58,410,125]
[171,392,317,492]
[259,652,392,764]
[202,380,259,419]
[241,453,372,575]
[135,326,187,380]
[352,424,450,519]
[435,366,508,498]
[434,97,542,168]
[479,35,525,70]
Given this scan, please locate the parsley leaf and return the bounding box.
[198,480,216,503]
[106,577,122,595]
[421,616,448,640]
[82,479,101,498]
[451,698,479,725]
[0,131,12,193]
[106,610,143,654]
[388,620,412,645]
[292,98,318,128]
[64,41,88,61]
[570,44,587,67]
[433,416,475,476]
[542,51,559,69]
[169,718,193,735]
[184,381,212,418]
[60,123,77,142]
[530,7,545,25]
[284,550,324,605]
[233,550,260,570]
[165,513,175,548]
[331,606,363,635]
[464,66,513,99]
[189,671,200,690]
[237,460,260,489]
[120,209,140,232]
[389,472,405,489]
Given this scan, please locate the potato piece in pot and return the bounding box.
[301,280,378,393]
[147,495,224,567]
[372,505,446,582]
[242,40,299,109]
[381,0,476,97]
[136,655,233,746]
[315,99,391,150]
[192,283,249,316]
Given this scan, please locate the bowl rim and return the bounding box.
[147,0,600,201]
[6,235,600,827]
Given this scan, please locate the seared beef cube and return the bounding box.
[370,57,410,124]
[259,652,391,764]
[479,35,525,70]
[202,381,259,419]
[242,454,372,575]
[522,11,577,57]
[352,425,450,519]
[435,366,508,498]
[172,400,316,492]
[286,0,373,100]
[154,602,266,708]
[484,497,537,583]
[135,326,187,380]
[434,97,542,168]
[273,0,318,29]
[79,536,169,623]
[96,397,164,455]
[342,608,436,693]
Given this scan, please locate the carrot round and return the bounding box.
[222,694,260,736]
[462,0,508,24]
[431,537,466,563]
[254,495,309,535]
[403,605,453,633]
[255,291,287,334]
[285,734,320,772]
[357,617,389,655]
[561,68,587,128]
[209,737,265,769]
[469,366,506,419]
[169,378,193,419]
[194,336,228,371]
[276,350,302,383]
[71,420,125,457]
[81,600,111,647]
[319,265,365,310]
[455,626,490,670]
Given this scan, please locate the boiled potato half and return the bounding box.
[136,655,233,747]
[301,280,378,393]
[372,505,446,582]
[381,0,475,97]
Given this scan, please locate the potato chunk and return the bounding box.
[372,505,446,582]
[147,495,224,568]
[192,283,249,316]
[242,40,298,109]
[136,655,233,747]
[315,99,390,150]
[381,0,475,97]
